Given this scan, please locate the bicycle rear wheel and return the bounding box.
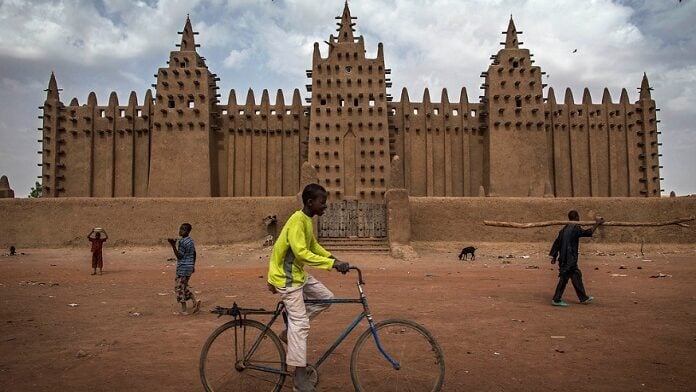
[200,319,286,392]
[350,319,445,392]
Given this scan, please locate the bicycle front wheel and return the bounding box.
[199,319,287,392]
[350,319,445,392]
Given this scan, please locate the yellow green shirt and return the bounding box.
[267,210,334,288]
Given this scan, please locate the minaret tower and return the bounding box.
[39,73,64,197]
[482,17,548,196]
[307,1,392,201]
[148,16,221,196]
[637,73,662,196]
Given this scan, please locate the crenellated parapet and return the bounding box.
[214,88,308,197]
[40,73,153,197]
[543,74,661,197]
[388,87,484,196]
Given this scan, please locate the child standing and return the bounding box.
[267,183,350,392]
[87,228,108,275]
[549,211,604,307]
[168,223,201,315]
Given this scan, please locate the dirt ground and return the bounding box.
[1,241,695,391]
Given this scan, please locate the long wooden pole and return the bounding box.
[483,216,694,229]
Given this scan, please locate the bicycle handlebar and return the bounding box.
[349,266,365,285]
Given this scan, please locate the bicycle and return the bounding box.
[199,267,445,391]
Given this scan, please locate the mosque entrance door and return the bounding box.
[318,200,386,238]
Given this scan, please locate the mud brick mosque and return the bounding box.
[37,2,662,201]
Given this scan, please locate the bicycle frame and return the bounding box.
[236,267,400,377]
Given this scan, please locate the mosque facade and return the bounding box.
[38,3,661,200]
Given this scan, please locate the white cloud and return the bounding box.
[223,48,252,68]
[0,0,200,64]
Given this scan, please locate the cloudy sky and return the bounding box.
[1,0,694,197]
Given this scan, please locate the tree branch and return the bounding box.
[483,216,695,229]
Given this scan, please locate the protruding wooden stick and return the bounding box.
[483,216,694,229]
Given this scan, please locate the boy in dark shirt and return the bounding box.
[168,223,201,315]
[549,210,604,307]
[87,228,108,275]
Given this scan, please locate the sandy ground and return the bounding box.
[1,241,695,391]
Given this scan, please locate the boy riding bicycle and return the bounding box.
[267,183,350,392]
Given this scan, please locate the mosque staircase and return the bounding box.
[319,237,390,254]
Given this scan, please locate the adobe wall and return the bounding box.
[410,197,696,244]
[2,197,693,248]
[216,89,307,197]
[389,88,486,197]
[0,197,300,248]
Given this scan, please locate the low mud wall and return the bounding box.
[0,197,300,247]
[410,197,696,244]
[1,197,694,247]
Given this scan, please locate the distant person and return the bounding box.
[87,228,108,275]
[267,183,350,392]
[9,246,16,256]
[549,210,604,307]
[168,223,201,315]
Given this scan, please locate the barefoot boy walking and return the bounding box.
[168,223,201,315]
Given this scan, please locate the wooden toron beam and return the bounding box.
[484,216,694,229]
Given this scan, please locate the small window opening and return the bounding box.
[286,109,292,115]
[255,110,260,115]
[339,98,345,107]
[221,109,228,115]
[470,110,476,117]
[119,109,126,118]
[136,109,142,117]
[433,108,439,115]
[239,110,245,115]
[100,109,106,118]
[390,108,396,116]
[345,66,352,74]
[354,98,359,107]
[321,99,327,105]
[271,110,276,115]
[515,98,522,108]
[369,95,375,107]
[452,109,459,116]
[413,108,419,115]
[513,61,519,68]
[168,100,175,108]
[188,100,195,108]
